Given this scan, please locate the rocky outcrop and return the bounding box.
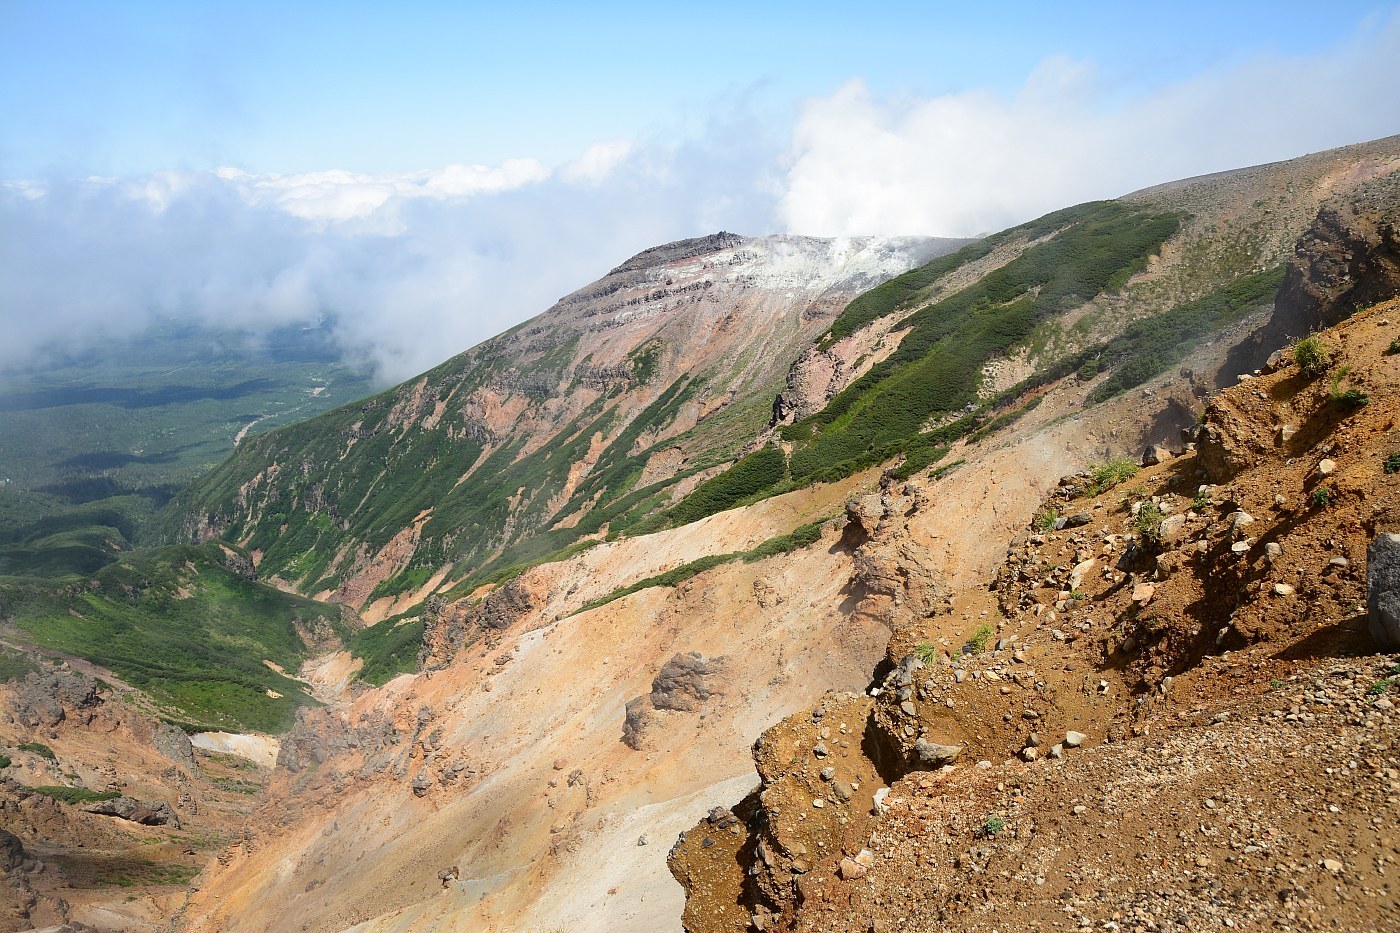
[418,579,541,670]
[152,722,198,774]
[1368,532,1400,649]
[83,795,179,827]
[1277,175,1400,331]
[844,482,942,627]
[622,652,728,748]
[4,667,101,730]
[771,346,847,425]
[650,652,726,711]
[606,232,747,277]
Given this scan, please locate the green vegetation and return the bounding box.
[1368,678,1396,696]
[1327,367,1369,407]
[0,319,373,582]
[657,445,786,529]
[980,815,1006,837]
[1085,266,1285,404]
[19,741,56,760]
[966,623,995,654]
[93,859,200,888]
[966,397,1043,444]
[30,785,120,804]
[1132,502,1165,544]
[574,518,829,615]
[1311,486,1333,508]
[1033,507,1058,532]
[1085,458,1140,496]
[0,754,10,769]
[0,649,39,683]
[1387,338,1400,355]
[821,238,992,346]
[1,542,348,732]
[1385,453,1400,475]
[348,617,427,687]
[914,642,939,665]
[1293,335,1335,377]
[774,203,1181,483]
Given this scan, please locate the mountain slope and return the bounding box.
[161,234,962,617]
[170,137,1400,932]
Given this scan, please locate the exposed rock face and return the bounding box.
[650,652,726,712]
[845,482,942,627]
[152,722,198,774]
[1367,533,1400,649]
[4,667,101,730]
[771,345,847,424]
[623,652,728,748]
[419,578,543,670]
[1277,174,1400,331]
[83,795,180,827]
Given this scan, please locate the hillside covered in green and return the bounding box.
[0,541,350,732]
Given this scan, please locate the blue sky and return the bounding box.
[2,1,1399,382]
[3,0,1393,177]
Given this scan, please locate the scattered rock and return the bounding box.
[1367,533,1400,648]
[912,739,962,768]
[1142,445,1172,466]
[839,857,867,880]
[1065,731,1087,748]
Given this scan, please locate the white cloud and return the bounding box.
[560,139,635,185]
[779,13,1400,237]
[4,16,1398,391]
[0,132,776,385]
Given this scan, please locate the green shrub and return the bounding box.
[1387,338,1400,355]
[1132,502,1165,543]
[1311,486,1333,507]
[19,741,55,760]
[966,624,995,654]
[0,754,10,769]
[1033,507,1058,532]
[661,445,786,528]
[1385,453,1400,475]
[1293,336,1334,377]
[30,785,120,804]
[1086,458,1139,496]
[792,203,1181,481]
[914,642,939,665]
[981,815,1006,837]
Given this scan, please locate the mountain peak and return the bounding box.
[607,231,748,275]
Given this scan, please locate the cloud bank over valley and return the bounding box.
[4,12,1399,385]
